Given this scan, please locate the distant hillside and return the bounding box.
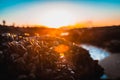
[0,25,120,52]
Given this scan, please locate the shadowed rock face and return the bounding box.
[0,36,104,80]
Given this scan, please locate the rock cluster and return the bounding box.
[0,35,104,80]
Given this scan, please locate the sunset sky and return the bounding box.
[0,0,120,28]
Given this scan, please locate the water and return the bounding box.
[100,54,120,79]
[80,44,110,79]
[80,44,110,61]
[80,44,120,79]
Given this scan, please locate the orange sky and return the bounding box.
[0,1,120,28]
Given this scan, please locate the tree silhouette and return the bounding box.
[3,20,6,26]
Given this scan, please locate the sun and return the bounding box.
[39,8,76,28]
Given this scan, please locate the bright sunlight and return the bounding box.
[39,8,77,28]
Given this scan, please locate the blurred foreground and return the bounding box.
[0,25,120,80]
[0,34,103,80]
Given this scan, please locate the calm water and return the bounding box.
[80,44,110,61]
[80,44,120,79]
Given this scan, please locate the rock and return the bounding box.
[0,36,104,80]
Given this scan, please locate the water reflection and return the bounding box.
[80,44,110,79]
[100,54,120,79]
[80,44,110,61]
[80,44,120,79]
[101,74,108,79]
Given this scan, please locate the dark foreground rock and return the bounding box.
[0,36,104,80]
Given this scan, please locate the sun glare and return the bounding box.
[54,44,69,53]
[39,9,76,28]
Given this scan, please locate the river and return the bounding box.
[80,44,120,79]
